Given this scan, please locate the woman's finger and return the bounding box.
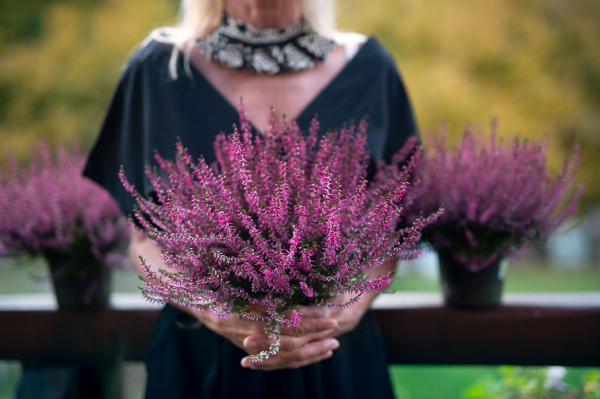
[243,327,336,352]
[281,317,338,337]
[241,338,339,370]
[245,340,338,370]
[247,304,328,320]
[296,305,330,318]
[252,351,335,372]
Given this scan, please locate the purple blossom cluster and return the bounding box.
[416,123,583,271]
[121,104,441,362]
[0,141,129,273]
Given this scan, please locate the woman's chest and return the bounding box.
[190,46,347,132]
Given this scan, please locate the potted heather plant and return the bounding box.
[415,123,583,308]
[121,106,442,362]
[0,141,129,310]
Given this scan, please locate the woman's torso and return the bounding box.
[189,43,350,133]
[83,36,416,218]
[83,34,416,399]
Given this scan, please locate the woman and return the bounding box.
[84,0,416,397]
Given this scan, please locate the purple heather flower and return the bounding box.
[121,102,442,362]
[0,140,129,269]
[415,123,583,271]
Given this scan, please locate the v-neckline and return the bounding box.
[188,37,373,131]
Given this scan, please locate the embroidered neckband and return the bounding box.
[196,13,336,74]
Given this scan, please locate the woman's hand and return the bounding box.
[191,305,337,357]
[317,292,370,339]
[239,293,367,371]
[236,305,341,371]
[184,302,342,371]
[129,229,339,370]
[240,260,397,371]
[130,228,396,371]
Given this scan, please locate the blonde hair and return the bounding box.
[148,0,340,79]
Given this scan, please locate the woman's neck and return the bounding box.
[224,0,302,29]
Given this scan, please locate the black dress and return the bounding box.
[84,36,416,399]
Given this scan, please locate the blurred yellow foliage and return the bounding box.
[338,0,600,206]
[0,0,177,156]
[1,0,598,206]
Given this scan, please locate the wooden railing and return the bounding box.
[1,292,599,397]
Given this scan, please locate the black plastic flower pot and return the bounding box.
[45,252,111,311]
[437,251,506,309]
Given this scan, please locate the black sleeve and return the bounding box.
[83,55,148,217]
[381,61,418,162]
[84,39,242,218]
[83,41,184,217]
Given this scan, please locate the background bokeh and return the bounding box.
[1,1,599,398]
[1,0,599,206]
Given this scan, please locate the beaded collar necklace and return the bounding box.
[196,13,336,74]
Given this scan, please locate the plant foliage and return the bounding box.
[415,123,582,271]
[0,140,129,275]
[121,104,441,362]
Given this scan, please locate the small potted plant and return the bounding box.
[0,141,129,310]
[414,123,583,308]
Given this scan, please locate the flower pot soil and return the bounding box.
[437,251,504,309]
[45,252,110,310]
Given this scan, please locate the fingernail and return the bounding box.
[244,339,257,348]
[330,340,340,350]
